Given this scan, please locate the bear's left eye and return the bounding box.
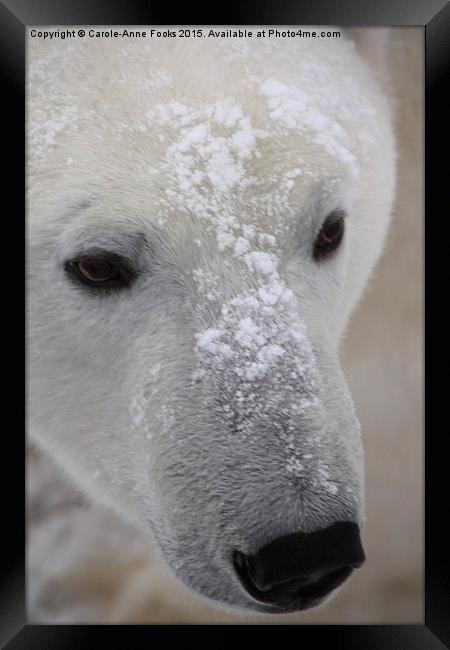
[313,211,345,261]
[64,252,136,291]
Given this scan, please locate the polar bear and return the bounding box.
[28,29,396,614]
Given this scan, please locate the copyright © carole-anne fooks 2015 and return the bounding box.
[29,27,342,40]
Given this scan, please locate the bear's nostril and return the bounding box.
[233,550,247,572]
[233,521,365,610]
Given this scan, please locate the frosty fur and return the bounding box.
[28,30,396,613]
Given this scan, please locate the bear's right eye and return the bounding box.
[64,251,136,291]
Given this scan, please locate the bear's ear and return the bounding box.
[346,27,393,91]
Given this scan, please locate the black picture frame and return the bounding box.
[4,0,448,647]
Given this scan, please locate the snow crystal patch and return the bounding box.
[242,225,256,240]
[193,265,317,388]
[244,251,277,276]
[193,268,221,301]
[260,78,309,129]
[130,388,151,439]
[260,343,285,362]
[286,457,304,475]
[169,101,191,117]
[259,77,359,178]
[234,317,264,349]
[213,98,243,128]
[177,123,210,152]
[192,222,324,483]
[157,404,176,433]
[217,230,236,252]
[258,233,276,248]
[130,363,164,438]
[233,237,250,256]
[313,461,340,495]
[30,106,79,163]
[258,287,278,305]
[150,363,161,379]
[162,100,260,198]
[196,327,224,347]
[148,96,274,252]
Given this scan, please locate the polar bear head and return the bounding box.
[28,31,396,614]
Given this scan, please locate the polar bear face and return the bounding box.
[28,34,396,613]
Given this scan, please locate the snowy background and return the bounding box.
[27,27,423,623]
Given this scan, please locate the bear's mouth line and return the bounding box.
[234,555,353,611]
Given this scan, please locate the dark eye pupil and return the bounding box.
[314,213,345,260]
[65,251,136,291]
[321,219,342,243]
[77,257,119,282]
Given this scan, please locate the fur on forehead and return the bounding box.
[28,32,388,192]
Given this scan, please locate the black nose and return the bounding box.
[233,521,365,610]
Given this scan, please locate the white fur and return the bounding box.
[28,31,396,613]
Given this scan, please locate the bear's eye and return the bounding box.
[64,252,135,290]
[313,211,345,261]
